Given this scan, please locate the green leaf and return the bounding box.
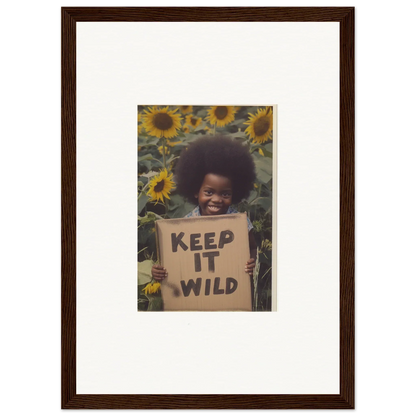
[252,152,272,184]
[194,121,208,132]
[264,143,273,153]
[138,226,152,244]
[166,155,179,165]
[138,283,150,311]
[138,154,154,161]
[169,141,188,150]
[168,201,196,218]
[140,171,160,179]
[166,194,196,218]
[252,197,272,212]
[167,193,186,209]
[138,160,152,171]
[138,136,160,146]
[246,190,257,204]
[138,154,163,166]
[138,211,163,225]
[228,118,246,127]
[225,131,247,140]
[137,260,153,285]
[147,294,163,311]
[251,145,273,158]
[182,133,206,144]
[138,297,149,311]
[138,194,150,215]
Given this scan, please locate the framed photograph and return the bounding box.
[137,104,276,312]
[62,7,354,409]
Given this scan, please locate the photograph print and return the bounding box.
[138,105,274,311]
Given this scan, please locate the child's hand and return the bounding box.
[245,258,256,277]
[152,264,168,281]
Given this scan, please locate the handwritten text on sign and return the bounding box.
[171,230,237,296]
[156,214,252,311]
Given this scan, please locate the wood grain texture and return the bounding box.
[61,6,354,409]
[61,7,353,22]
[339,7,355,409]
[61,7,77,410]
[63,394,352,409]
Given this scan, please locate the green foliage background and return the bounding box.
[138,105,273,311]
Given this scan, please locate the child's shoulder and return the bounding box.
[185,206,200,218]
[226,207,239,214]
[184,206,252,231]
[185,206,238,218]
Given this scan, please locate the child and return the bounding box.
[152,135,257,281]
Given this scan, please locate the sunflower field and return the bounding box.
[138,105,274,311]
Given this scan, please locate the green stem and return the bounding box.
[163,201,169,219]
[162,138,167,168]
[254,183,262,219]
[253,251,260,311]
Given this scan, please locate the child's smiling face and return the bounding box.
[195,173,233,216]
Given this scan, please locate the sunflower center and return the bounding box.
[154,179,165,192]
[214,106,228,120]
[253,116,270,136]
[153,113,173,130]
[191,118,197,126]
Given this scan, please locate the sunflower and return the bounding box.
[147,168,175,203]
[178,105,193,114]
[244,107,273,144]
[183,125,190,134]
[143,281,161,295]
[207,106,236,127]
[142,106,182,139]
[185,114,202,129]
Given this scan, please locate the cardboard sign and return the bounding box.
[156,213,252,311]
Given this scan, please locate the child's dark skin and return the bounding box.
[152,173,257,281]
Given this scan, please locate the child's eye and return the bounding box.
[204,190,213,195]
[222,192,231,197]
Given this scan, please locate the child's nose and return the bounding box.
[211,194,222,202]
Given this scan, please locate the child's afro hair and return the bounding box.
[174,135,256,204]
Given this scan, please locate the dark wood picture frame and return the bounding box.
[62,7,354,409]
